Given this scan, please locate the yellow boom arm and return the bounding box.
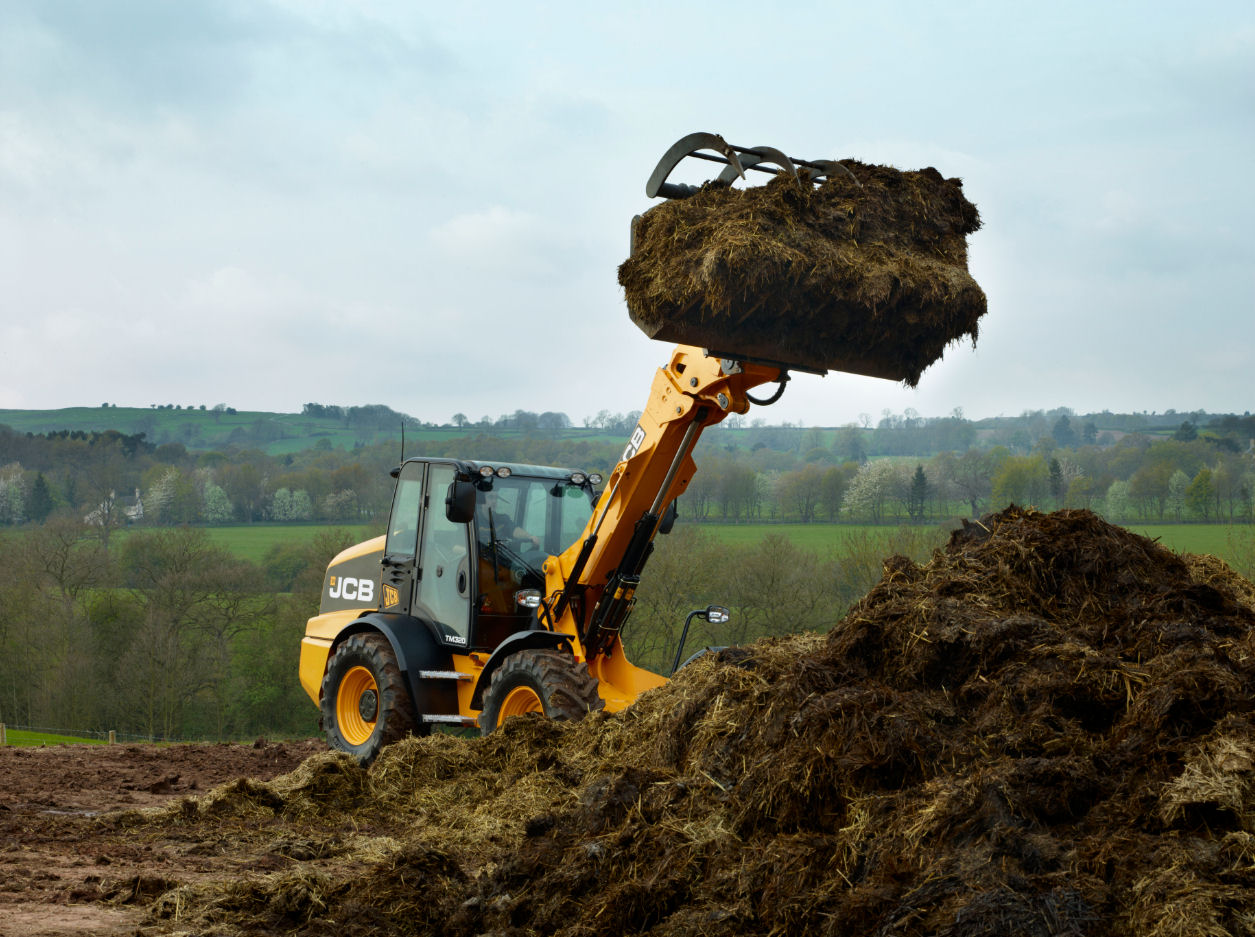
[537,345,789,690]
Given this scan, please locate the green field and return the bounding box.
[3,728,107,746]
[692,521,1252,572]
[202,524,379,564]
[196,521,1253,570]
[695,523,931,552]
[1125,524,1241,557]
[201,521,947,563]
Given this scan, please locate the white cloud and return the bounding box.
[0,0,1251,425]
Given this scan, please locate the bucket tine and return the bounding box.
[646,133,859,200]
[646,132,745,200]
[716,145,797,185]
[809,159,863,189]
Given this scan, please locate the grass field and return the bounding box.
[711,522,1246,557]
[1126,524,1247,558]
[693,521,1252,571]
[3,728,107,747]
[202,524,379,564]
[201,521,945,564]
[195,520,1253,573]
[696,523,928,552]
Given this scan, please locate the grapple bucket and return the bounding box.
[643,131,860,202]
[621,132,987,386]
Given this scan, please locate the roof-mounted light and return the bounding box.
[588,473,603,485]
[570,472,587,485]
[478,465,495,478]
[496,466,512,478]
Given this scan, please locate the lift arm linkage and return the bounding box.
[541,345,787,664]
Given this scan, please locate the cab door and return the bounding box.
[414,463,472,646]
[380,461,425,613]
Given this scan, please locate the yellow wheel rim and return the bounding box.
[498,685,544,725]
[337,665,378,746]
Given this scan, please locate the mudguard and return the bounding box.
[470,630,573,710]
[334,612,459,721]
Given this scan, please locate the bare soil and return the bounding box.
[0,739,321,937]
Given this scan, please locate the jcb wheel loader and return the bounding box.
[299,134,930,762]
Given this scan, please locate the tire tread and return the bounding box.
[320,632,417,764]
[478,649,603,733]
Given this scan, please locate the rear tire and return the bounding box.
[321,633,418,765]
[478,649,603,735]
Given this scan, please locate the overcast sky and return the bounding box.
[1,1,1251,429]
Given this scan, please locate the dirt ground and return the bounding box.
[0,739,322,937]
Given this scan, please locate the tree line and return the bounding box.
[2,402,1252,741]
[0,512,949,741]
[684,435,1254,525]
[0,519,361,740]
[1,409,1252,532]
[4,508,1249,744]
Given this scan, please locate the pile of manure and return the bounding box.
[121,508,1254,937]
[619,163,986,385]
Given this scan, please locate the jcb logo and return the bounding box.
[622,424,646,462]
[383,584,400,608]
[329,576,375,604]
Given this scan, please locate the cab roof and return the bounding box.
[394,456,589,481]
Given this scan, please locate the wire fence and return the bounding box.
[0,723,294,746]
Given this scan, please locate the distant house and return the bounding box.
[85,488,144,526]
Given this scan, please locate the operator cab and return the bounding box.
[381,458,598,652]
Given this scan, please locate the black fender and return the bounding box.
[333,612,458,720]
[471,630,573,710]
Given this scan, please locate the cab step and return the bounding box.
[420,713,479,727]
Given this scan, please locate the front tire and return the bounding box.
[478,649,603,735]
[321,633,418,764]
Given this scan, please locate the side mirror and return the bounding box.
[658,499,678,535]
[670,604,732,676]
[445,479,476,524]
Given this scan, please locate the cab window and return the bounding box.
[385,464,424,559]
[559,484,595,546]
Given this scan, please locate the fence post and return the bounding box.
[108,730,116,745]
[1,723,6,746]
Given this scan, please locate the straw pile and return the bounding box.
[119,507,1254,936]
[619,164,986,384]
